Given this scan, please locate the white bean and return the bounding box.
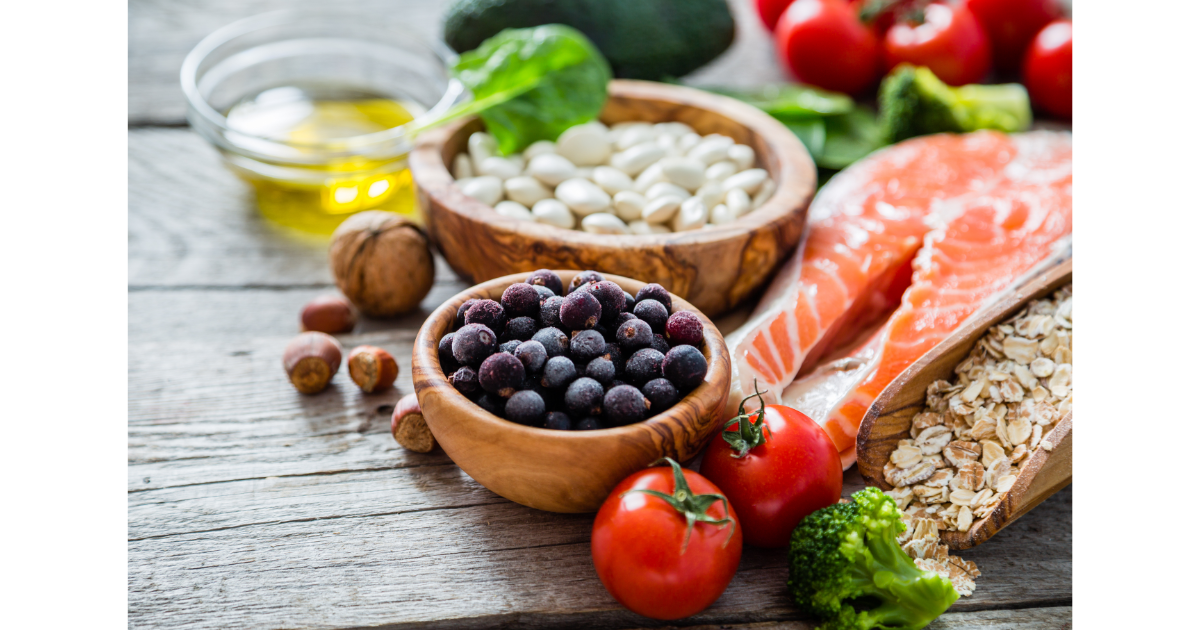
[467,132,498,170]
[727,144,755,170]
[459,176,503,206]
[581,212,629,234]
[503,176,553,207]
[641,196,682,224]
[645,181,690,201]
[753,178,776,208]
[478,156,522,180]
[555,177,612,215]
[672,196,709,231]
[612,191,648,222]
[557,122,611,166]
[452,153,473,180]
[495,200,534,221]
[723,168,768,195]
[528,154,577,187]
[610,142,667,176]
[655,134,679,156]
[709,203,737,225]
[659,157,706,191]
[616,125,656,150]
[695,181,724,209]
[532,199,576,229]
[688,135,735,165]
[654,122,694,138]
[523,140,558,160]
[676,132,701,153]
[705,160,737,182]
[725,187,752,217]
[634,162,666,192]
[591,166,634,195]
[627,220,656,235]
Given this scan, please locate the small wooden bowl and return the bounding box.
[857,260,1073,550]
[412,271,732,513]
[410,79,816,317]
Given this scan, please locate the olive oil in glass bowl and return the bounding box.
[181,11,463,235]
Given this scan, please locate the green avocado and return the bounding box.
[443,0,736,81]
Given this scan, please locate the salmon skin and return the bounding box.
[727,131,1072,466]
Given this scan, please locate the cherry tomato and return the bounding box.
[592,459,742,620]
[884,2,991,86]
[755,0,797,31]
[700,402,842,548]
[964,0,1060,73]
[1023,19,1072,119]
[775,0,881,95]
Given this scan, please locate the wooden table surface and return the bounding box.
[128,0,1072,627]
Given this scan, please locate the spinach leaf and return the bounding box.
[784,119,826,160]
[818,107,883,169]
[410,25,611,155]
[708,84,854,120]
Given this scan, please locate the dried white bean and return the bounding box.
[468,132,497,169]
[495,200,533,221]
[645,181,690,201]
[724,188,752,217]
[641,196,681,224]
[676,132,701,153]
[658,156,707,191]
[459,176,503,206]
[709,203,737,225]
[557,122,611,166]
[452,153,473,180]
[688,135,734,165]
[528,153,577,187]
[633,162,666,192]
[616,126,656,150]
[727,144,755,170]
[609,121,650,135]
[581,212,629,234]
[627,220,655,235]
[722,168,768,194]
[705,160,737,182]
[523,140,558,160]
[672,196,709,231]
[531,199,575,229]
[752,177,776,208]
[654,122,694,138]
[610,142,667,176]
[478,156,522,180]
[612,191,648,222]
[695,181,724,209]
[503,176,553,207]
[655,134,678,156]
[591,166,634,195]
[555,177,612,215]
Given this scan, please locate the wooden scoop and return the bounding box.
[857,260,1072,550]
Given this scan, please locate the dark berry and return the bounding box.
[570,329,607,362]
[504,316,537,341]
[560,290,602,329]
[532,327,570,358]
[585,357,616,386]
[452,324,497,366]
[540,296,566,330]
[665,311,705,348]
[540,356,577,389]
[634,283,672,309]
[476,393,505,417]
[584,280,626,323]
[603,385,650,426]
[662,345,707,391]
[633,300,669,334]
[602,343,624,376]
[616,318,653,353]
[543,410,572,430]
[501,283,541,318]
[531,284,556,303]
[574,417,603,431]
[505,390,545,425]
[514,340,547,374]
[478,352,525,397]
[439,333,459,373]
[456,299,479,329]
[625,348,664,385]
[465,299,506,332]
[526,269,564,296]
[614,312,638,327]
[641,378,679,414]
[651,334,671,355]
[569,270,605,293]
[624,291,635,312]
[499,339,521,354]
[565,377,605,418]
[450,366,480,397]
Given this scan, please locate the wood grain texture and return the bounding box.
[411,80,816,317]
[413,271,732,513]
[858,261,1073,550]
[626,607,1072,630]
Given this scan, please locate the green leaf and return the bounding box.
[785,119,826,161]
[709,84,854,120]
[816,106,884,169]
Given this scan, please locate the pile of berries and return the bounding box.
[438,270,709,430]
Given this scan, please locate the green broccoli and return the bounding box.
[879,64,1032,145]
[787,487,959,630]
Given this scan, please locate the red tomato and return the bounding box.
[884,2,992,86]
[775,0,881,95]
[1023,19,1072,119]
[964,0,1060,72]
[755,0,797,31]
[592,459,742,620]
[700,403,842,548]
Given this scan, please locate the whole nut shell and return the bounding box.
[347,345,399,393]
[392,393,436,453]
[300,295,357,334]
[329,211,434,317]
[283,332,343,394]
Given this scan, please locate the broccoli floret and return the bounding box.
[787,488,959,630]
[879,64,1032,144]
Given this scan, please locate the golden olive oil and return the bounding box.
[224,85,423,235]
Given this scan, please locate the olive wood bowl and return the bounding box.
[410,79,816,317]
[857,260,1072,550]
[412,271,732,513]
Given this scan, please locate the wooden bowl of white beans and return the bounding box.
[410,79,816,316]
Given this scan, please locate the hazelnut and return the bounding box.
[283,332,343,394]
[329,211,435,317]
[347,345,399,393]
[300,295,357,334]
[392,393,436,453]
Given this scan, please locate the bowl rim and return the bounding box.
[409,79,816,247]
[413,270,731,445]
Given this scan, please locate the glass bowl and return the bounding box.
[181,10,464,235]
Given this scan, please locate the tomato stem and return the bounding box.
[721,380,771,459]
[621,457,735,554]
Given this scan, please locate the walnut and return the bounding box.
[329,211,434,317]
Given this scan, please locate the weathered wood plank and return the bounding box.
[624,607,1072,630]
